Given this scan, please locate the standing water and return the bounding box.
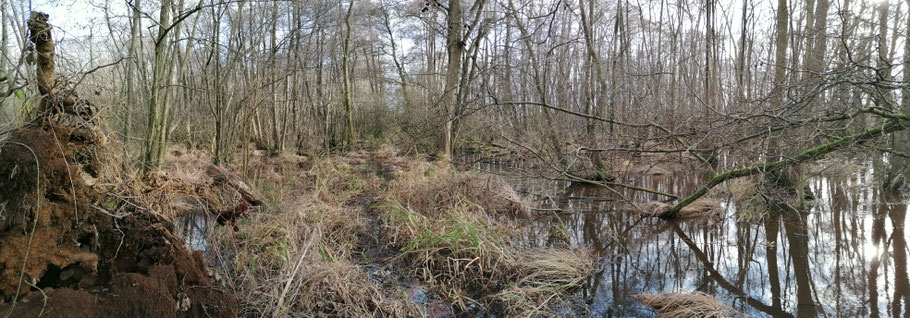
[462,155,910,317]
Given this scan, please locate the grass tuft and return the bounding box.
[634,292,731,318]
[378,160,594,315]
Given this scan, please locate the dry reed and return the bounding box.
[634,292,731,318]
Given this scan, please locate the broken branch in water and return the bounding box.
[659,118,910,218]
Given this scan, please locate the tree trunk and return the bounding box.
[766,0,790,186]
[578,0,609,138]
[269,2,281,153]
[439,0,464,161]
[0,0,8,86]
[888,1,910,188]
[124,0,141,151]
[507,0,563,163]
[27,11,54,113]
[803,0,830,85]
[155,0,186,170]
[143,0,173,172]
[342,0,355,149]
[382,7,410,115]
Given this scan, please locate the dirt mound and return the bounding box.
[0,120,235,317]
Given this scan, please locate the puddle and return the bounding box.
[461,154,910,317]
[406,280,454,317]
[174,211,213,253]
[365,265,457,317]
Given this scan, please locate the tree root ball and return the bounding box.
[0,120,236,317]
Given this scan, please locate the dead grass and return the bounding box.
[164,146,593,317]
[310,153,384,205]
[212,195,413,317]
[127,144,274,220]
[728,178,757,203]
[634,292,731,318]
[727,177,769,222]
[378,161,593,315]
[807,157,865,177]
[636,197,724,219]
[204,152,418,317]
[494,248,593,317]
[293,259,417,317]
[678,197,724,218]
[391,161,531,219]
[727,176,806,222]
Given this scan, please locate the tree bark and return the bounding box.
[143,0,173,172]
[124,0,141,150]
[269,1,281,153]
[578,0,609,138]
[27,11,54,112]
[342,0,355,149]
[439,0,464,161]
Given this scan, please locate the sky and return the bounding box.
[33,0,106,39]
[17,0,910,75]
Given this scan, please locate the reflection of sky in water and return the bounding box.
[174,212,212,252]
[465,156,910,317]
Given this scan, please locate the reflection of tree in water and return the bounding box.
[781,209,817,317]
[890,189,909,317]
[616,173,907,316]
[463,156,910,317]
[671,222,793,317]
[869,184,886,318]
[765,212,783,312]
[866,189,910,318]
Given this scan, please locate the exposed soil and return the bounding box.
[345,154,454,317]
[350,190,394,262]
[0,120,235,317]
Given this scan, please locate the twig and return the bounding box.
[91,204,126,218]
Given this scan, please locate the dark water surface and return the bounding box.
[462,156,910,317]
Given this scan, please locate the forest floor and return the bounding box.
[0,119,750,317]
[0,125,597,318]
[182,144,596,317]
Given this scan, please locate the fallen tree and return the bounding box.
[0,11,236,317]
[659,117,910,218]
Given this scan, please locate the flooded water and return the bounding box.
[462,156,910,317]
[173,211,215,253]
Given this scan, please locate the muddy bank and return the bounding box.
[0,121,235,317]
